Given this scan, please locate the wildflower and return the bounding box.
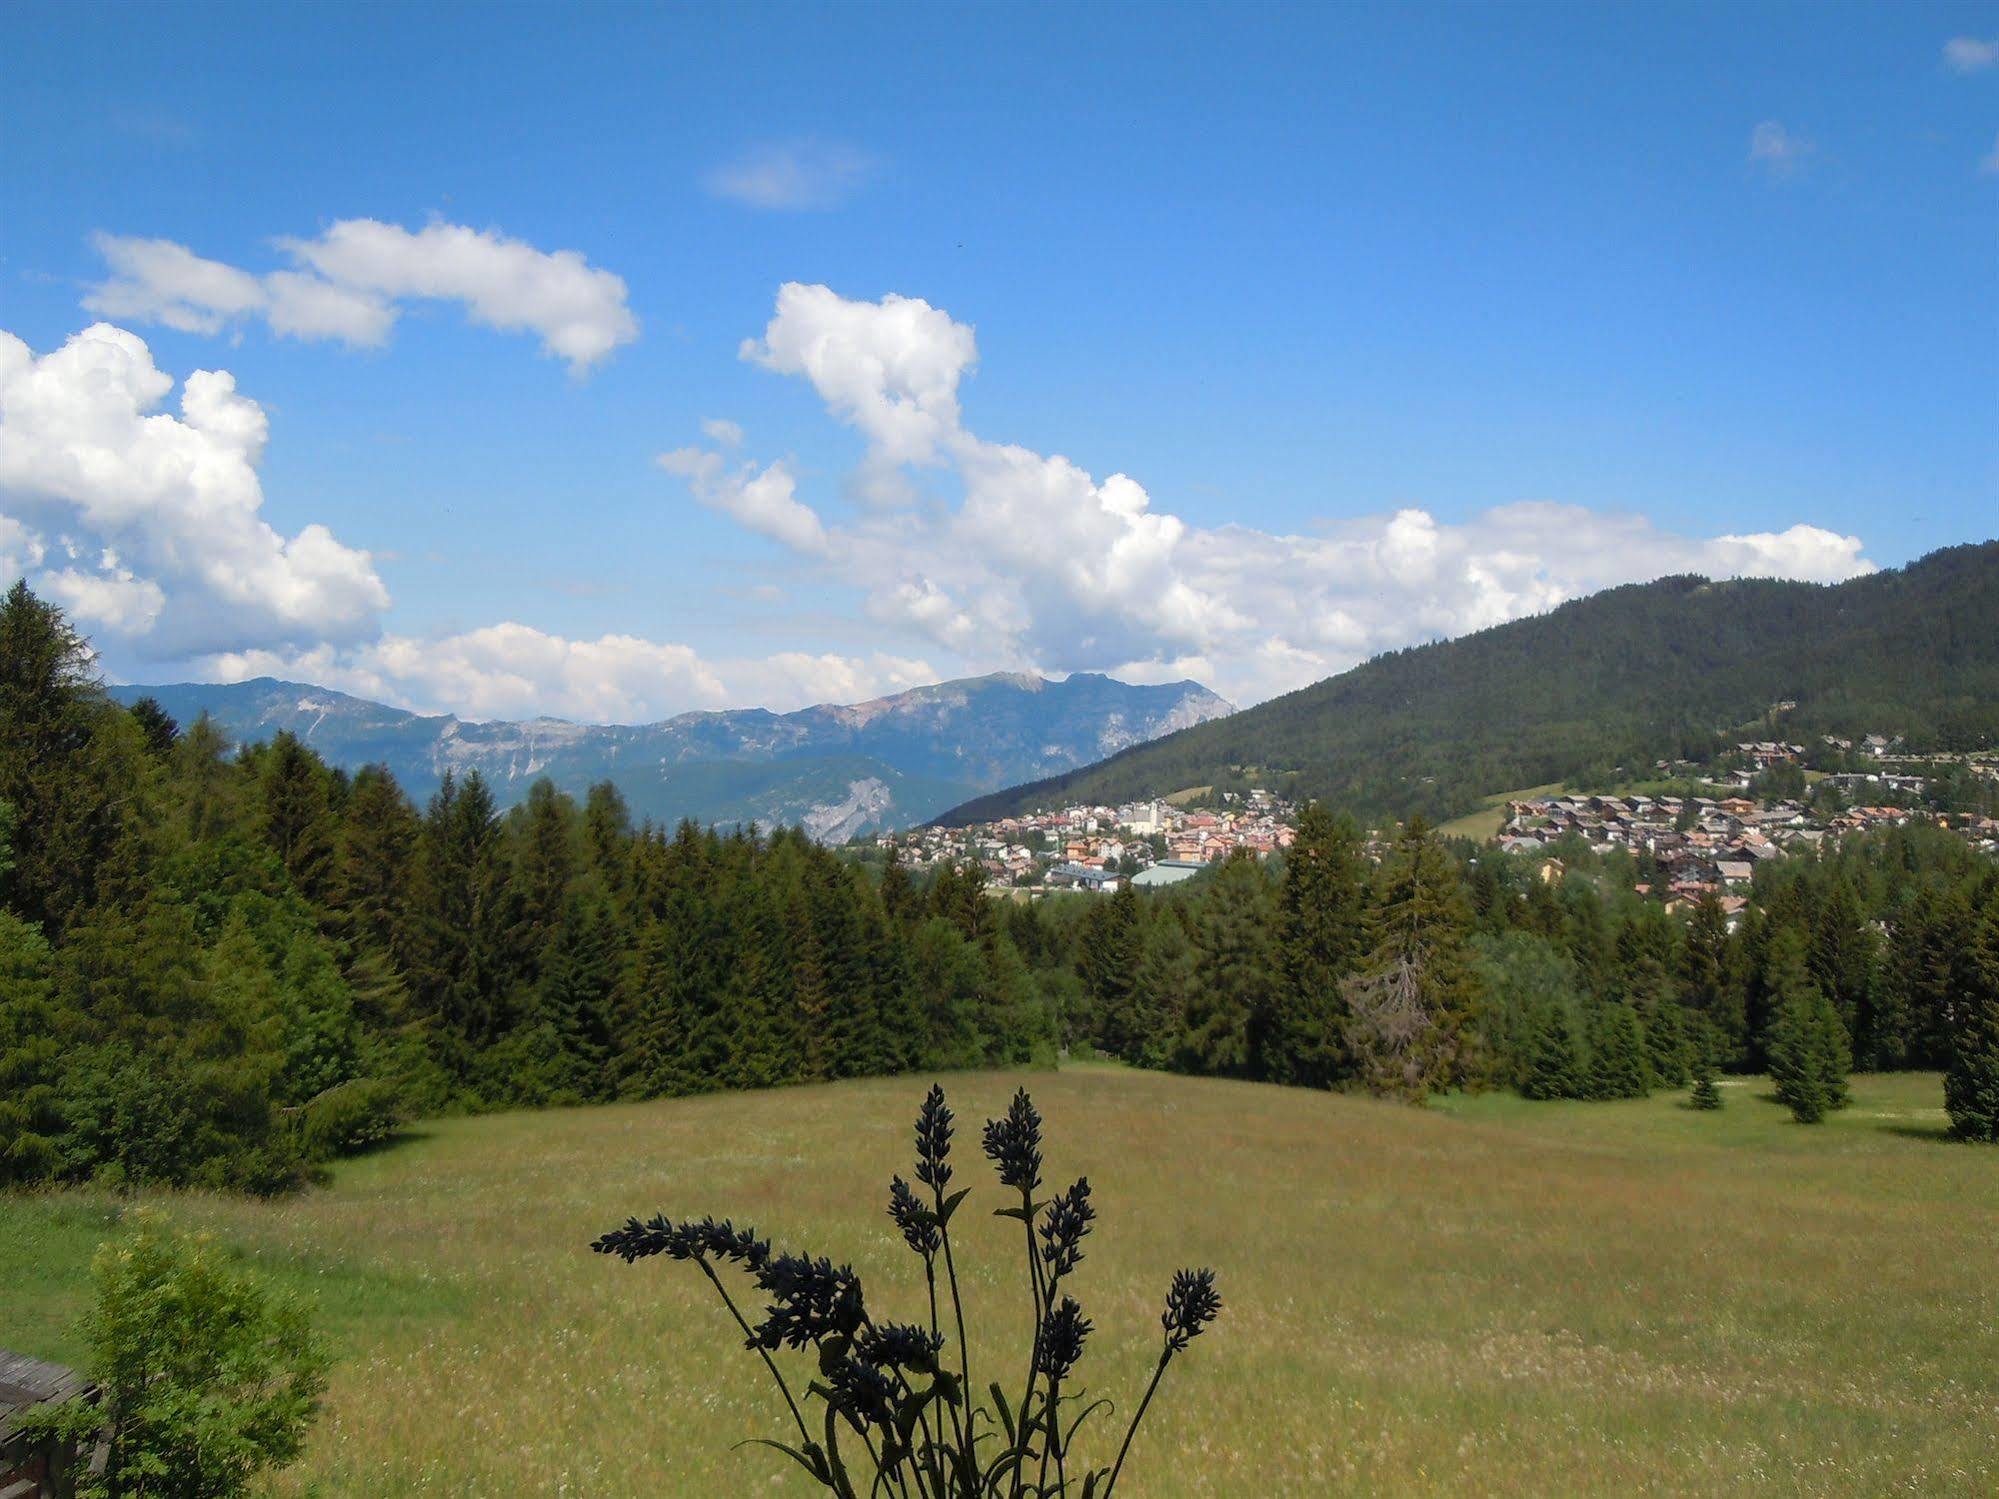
[750,1253,866,1351]
[1162,1268,1222,1355]
[915,1084,954,1191]
[887,1175,940,1258]
[859,1322,945,1375]
[828,1356,897,1429]
[1039,1177,1094,1280]
[589,1214,771,1268]
[982,1087,1044,1193]
[1037,1296,1092,1381]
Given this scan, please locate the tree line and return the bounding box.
[3,581,1997,1197]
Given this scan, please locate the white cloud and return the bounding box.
[665,285,1879,707]
[1983,134,1999,175]
[1944,36,1999,72]
[0,322,389,655]
[704,140,875,211]
[1748,120,1814,175]
[86,219,637,373]
[658,446,828,554]
[701,416,744,447]
[208,629,939,724]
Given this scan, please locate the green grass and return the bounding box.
[4,1070,1994,1496]
[1435,782,1565,841]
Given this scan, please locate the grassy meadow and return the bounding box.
[3,1067,1995,1496]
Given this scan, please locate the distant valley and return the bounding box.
[108,671,1233,838]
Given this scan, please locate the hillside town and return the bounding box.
[877,790,1300,893]
[880,737,1999,896]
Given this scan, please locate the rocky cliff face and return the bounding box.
[111,671,1233,839]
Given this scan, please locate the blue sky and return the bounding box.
[1,2,1993,720]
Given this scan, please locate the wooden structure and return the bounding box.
[0,1352,102,1499]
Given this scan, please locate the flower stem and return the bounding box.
[1103,1346,1173,1499]
[698,1258,810,1447]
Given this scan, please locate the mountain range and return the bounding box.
[107,671,1233,839]
[938,541,1999,828]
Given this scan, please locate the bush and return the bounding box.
[295,1076,401,1160]
[17,1212,327,1498]
[593,1084,1223,1497]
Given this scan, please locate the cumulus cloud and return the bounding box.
[0,322,389,656]
[1944,36,1998,72]
[704,140,875,210]
[208,629,938,724]
[658,446,829,554]
[663,284,1878,707]
[86,219,637,373]
[1748,120,1814,175]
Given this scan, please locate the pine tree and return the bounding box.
[1176,853,1280,1078]
[1689,1067,1723,1110]
[1076,883,1142,1061]
[259,733,337,903]
[1349,817,1482,1093]
[1943,899,1999,1142]
[1586,999,1651,1099]
[1519,1000,1586,1100]
[1678,892,1742,1065]
[0,581,128,931]
[1811,878,1883,1065]
[1273,802,1366,1087]
[1766,927,1851,1124]
[1687,1015,1723,1110]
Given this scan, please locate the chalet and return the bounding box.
[1716,860,1755,887]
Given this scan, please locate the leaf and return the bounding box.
[989,1380,1017,1446]
[734,1437,831,1485]
[1065,1395,1114,1450]
[938,1186,972,1226]
[818,1335,853,1377]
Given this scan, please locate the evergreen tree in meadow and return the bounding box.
[1076,883,1142,1061]
[1943,898,1999,1143]
[1346,817,1482,1094]
[1175,852,1280,1078]
[1127,905,1198,1071]
[1519,999,1587,1100]
[1678,892,1742,1065]
[1585,999,1651,1100]
[1766,927,1851,1124]
[1273,802,1367,1087]
[1687,1015,1724,1110]
[1810,877,1883,1066]
[1887,882,1974,1071]
[1689,1064,1723,1111]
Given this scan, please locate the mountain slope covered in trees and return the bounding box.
[109,671,1233,840]
[938,542,1999,827]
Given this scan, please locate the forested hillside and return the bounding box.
[5,576,1997,1197]
[939,542,1999,827]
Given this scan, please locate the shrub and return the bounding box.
[594,1084,1222,1496]
[295,1076,401,1160]
[17,1212,327,1498]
